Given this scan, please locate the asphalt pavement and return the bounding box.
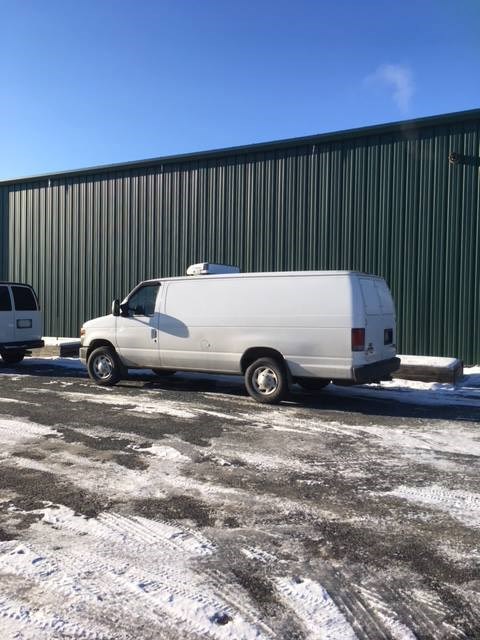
[0,358,479,639]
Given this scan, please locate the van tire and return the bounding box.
[151,368,176,377]
[245,357,288,404]
[87,346,122,386]
[1,350,25,364]
[297,378,329,391]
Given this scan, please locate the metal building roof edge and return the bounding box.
[1,108,479,187]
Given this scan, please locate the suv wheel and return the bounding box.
[87,346,122,386]
[245,357,288,404]
[0,350,25,364]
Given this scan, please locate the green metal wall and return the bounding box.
[1,111,479,362]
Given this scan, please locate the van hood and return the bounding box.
[83,314,113,328]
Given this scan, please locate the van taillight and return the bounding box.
[351,328,365,352]
[384,328,393,345]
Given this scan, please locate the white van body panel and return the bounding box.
[81,270,399,385]
[159,274,355,378]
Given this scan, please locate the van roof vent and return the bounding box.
[186,262,240,276]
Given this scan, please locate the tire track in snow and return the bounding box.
[275,576,358,639]
[0,507,270,639]
[384,485,480,528]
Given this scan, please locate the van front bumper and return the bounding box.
[0,339,45,351]
[352,357,400,384]
[79,347,88,364]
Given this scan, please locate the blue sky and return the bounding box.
[1,0,479,180]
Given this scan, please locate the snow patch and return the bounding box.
[0,506,267,639]
[345,424,480,458]
[137,444,191,461]
[385,484,480,528]
[276,577,358,639]
[399,355,458,368]
[0,418,52,445]
[52,390,197,419]
[356,585,417,640]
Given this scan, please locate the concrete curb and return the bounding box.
[28,341,81,359]
[393,356,463,385]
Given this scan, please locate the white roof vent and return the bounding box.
[186,262,240,276]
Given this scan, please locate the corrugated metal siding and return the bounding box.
[0,116,479,363]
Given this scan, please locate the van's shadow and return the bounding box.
[3,360,480,424]
[125,373,480,424]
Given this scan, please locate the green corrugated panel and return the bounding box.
[0,113,479,363]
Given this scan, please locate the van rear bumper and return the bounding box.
[352,357,400,384]
[0,339,45,351]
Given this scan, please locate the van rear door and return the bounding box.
[359,277,396,363]
[0,286,15,345]
[11,285,42,342]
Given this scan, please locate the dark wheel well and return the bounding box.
[87,340,116,359]
[240,347,286,374]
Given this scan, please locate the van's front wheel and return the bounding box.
[245,357,288,404]
[87,346,122,386]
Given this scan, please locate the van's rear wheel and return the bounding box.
[1,350,25,364]
[87,346,122,386]
[245,357,288,404]
[297,378,330,391]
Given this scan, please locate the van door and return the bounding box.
[359,277,396,363]
[0,286,14,345]
[11,285,42,342]
[115,283,161,367]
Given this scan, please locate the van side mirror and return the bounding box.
[112,299,120,316]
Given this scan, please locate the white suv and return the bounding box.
[0,282,44,364]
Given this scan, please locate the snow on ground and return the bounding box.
[0,506,268,640]
[399,354,459,368]
[384,484,480,529]
[326,365,480,407]
[0,357,479,638]
[12,357,480,407]
[275,577,358,640]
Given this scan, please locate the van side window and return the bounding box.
[0,286,12,311]
[127,285,159,316]
[12,286,38,311]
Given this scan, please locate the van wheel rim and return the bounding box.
[93,355,113,379]
[252,366,278,395]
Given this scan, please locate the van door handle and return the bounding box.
[151,329,157,340]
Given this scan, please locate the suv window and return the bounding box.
[127,285,159,316]
[12,286,38,311]
[0,286,12,311]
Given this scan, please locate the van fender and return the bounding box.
[240,347,293,386]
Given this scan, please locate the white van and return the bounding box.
[80,265,399,403]
[0,282,44,364]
